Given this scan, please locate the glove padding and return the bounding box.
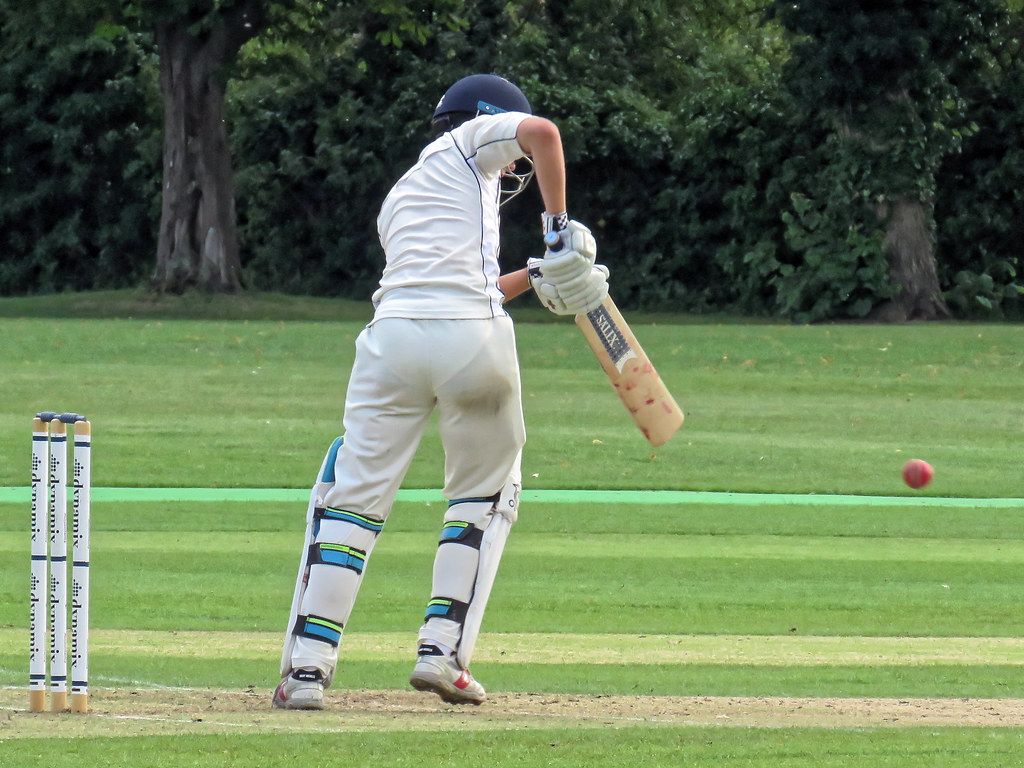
[528,260,609,316]
[556,263,609,314]
[537,247,593,286]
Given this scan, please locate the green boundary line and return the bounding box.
[1,487,1021,507]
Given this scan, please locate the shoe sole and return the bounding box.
[409,673,484,706]
[273,697,325,711]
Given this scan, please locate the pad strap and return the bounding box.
[293,614,343,647]
[308,542,367,574]
[314,506,385,532]
[439,521,484,548]
[424,597,470,624]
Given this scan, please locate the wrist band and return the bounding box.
[541,211,569,234]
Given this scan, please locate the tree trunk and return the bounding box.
[871,197,951,322]
[151,4,265,293]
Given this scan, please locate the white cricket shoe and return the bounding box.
[272,668,325,710]
[409,644,485,705]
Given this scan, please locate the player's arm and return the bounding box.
[515,117,566,221]
[499,268,531,302]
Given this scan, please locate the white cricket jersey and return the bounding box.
[372,111,531,320]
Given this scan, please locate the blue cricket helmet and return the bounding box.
[432,74,532,134]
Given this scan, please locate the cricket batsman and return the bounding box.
[274,73,609,709]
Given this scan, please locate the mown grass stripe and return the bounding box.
[6,531,1019,564]
[2,629,1022,666]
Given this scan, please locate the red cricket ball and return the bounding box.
[902,459,934,489]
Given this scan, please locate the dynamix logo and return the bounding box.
[588,305,637,373]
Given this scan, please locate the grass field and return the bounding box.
[1,291,1023,766]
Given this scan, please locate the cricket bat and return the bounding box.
[575,297,684,447]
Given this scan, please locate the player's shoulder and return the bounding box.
[452,111,532,154]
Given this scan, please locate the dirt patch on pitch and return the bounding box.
[3,687,1024,738]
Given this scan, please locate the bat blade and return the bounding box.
[575,297,683,447]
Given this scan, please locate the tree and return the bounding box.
[0,1,159,295]
[119,0,276,293]
[767,0,1007,321]
[934,3,1024,319]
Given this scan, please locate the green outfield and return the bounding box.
[0,292,1022,766]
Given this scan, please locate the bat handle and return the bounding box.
[543,230,563,252]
